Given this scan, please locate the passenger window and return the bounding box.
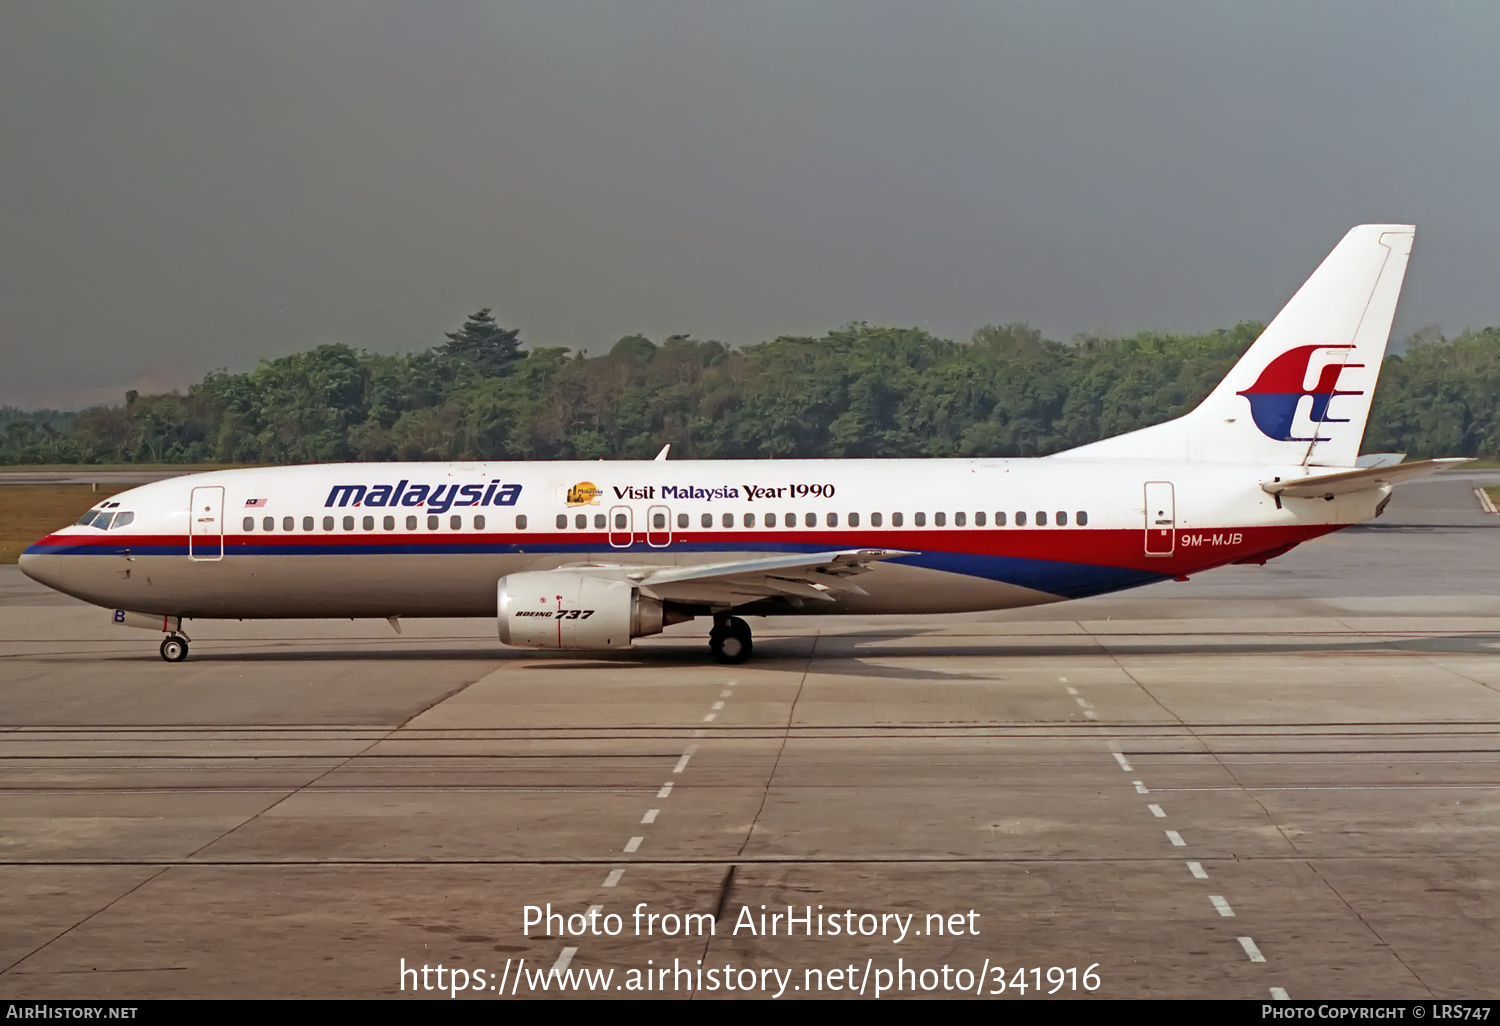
[323,516,334,531]
[577,514,588,529]
[243,517,255,531]
[871,512,883,527]
[405,516,417,530]
[428,515,439,530]
[744,513,756,528]
[975,512,986,527]
[765,513,777,527]
[516,515,528,529]
[1015,512,1026,527]
[827,512,838,527]
[721,513,733,528]
[450,515,462,530]
[111,512,134,529]
[378,516,390,530]
[677,513,689,529]
[915,512,927,527]
[1056,511,1068,526]
[282,516,294,532]
[954,511,965,527]
[934,512,946,527]
[849,512,860,527]
[1036,511,1047,526]
[785,511,796,527]
[995,511,1006,526]
[474,515,485,530]
[260,516,272,532]
[891,512,903,527]
[614,513,627,529]
[343,516,355,531]
[653,512,666,529]
[363,516,375,531]
[701,513,713,528]
[304,516,314,531]
[595,514,606,529]
[556,514,568,529]
[1076,511,1088,526]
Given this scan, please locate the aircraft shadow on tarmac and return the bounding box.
[70,630,1500,677]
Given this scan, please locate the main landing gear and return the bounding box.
[709,615,752,665]
[159,635,189,663]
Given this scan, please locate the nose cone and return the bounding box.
[17,547,62,590]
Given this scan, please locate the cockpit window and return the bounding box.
[109,512,134,529]
[76,510,104,527]
[94,512,116,530]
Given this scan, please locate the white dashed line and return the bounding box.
[1270,987,1290,1000]
[1074,698,1091,709]
[657,782,673,798]
[1065,686,1079,696]
[1165,830,1186,846]
[1084,710,1098,720]
[1113,752,1133,772]
[720,690,732,698]
[602,869,624,888]
[624,836,643,853]
[1210,895,1235,917]
[673,746,699,774]
[691,729,706,738]
[587,904,602,916]
[1147,804,1165,818]
[553,947,577,974]
[702,713,717,722]
[711,701,725,711]
[1238,936,1266,962]
[641,809,659,824]
[1134,781,1149,794]
[1187,861,1208,879]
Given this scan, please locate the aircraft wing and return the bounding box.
[574,548,915,605]
[1262,457,1472,498]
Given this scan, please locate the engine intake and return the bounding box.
[497,571,685,650]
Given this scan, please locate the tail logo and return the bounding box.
[1236,345,1364,442]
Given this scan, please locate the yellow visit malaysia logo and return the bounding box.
[566,482,602,506]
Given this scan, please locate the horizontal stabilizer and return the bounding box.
[1262,458,1471,498]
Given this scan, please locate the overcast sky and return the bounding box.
[2,1,1497,408]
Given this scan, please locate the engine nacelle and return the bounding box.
[497,571,671,650]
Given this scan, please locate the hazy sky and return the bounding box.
[3,2,1497,408]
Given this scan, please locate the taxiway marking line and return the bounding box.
[1165,830,1186,846]
[702,713,717,722]
[1134,781,1149,794]
[1148,803,1165,818]
[624,836,643,853]
[1238,936,1266,962]
[712,701,725,711]
[657,782,673,798]
[1210,895,1235,917]
[602,869,623,888]
[553,947,577,974]
[1188,861,1208,879]
[642,809,658,824]
[1113,752,1133,771]
[673,746,698,774]
[1270,987,1289,1000]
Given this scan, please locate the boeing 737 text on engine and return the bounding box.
[20,225,1468,663]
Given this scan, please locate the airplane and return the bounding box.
[19,224,1469,664]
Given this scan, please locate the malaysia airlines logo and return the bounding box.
[1236,345,1365,442]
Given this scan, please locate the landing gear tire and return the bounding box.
[709,616,752,665]
[160,636,189,663]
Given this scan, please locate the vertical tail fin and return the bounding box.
[1055,224,1415,466]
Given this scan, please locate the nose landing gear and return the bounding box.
[159,635,189,662]
[709,615,752,664]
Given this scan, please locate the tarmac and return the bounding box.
[1,474,1498,999]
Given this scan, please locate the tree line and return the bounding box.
[4,310,1499,465]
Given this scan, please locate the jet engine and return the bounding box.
[497,571,689,650]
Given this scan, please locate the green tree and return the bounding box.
[440,308,524,377]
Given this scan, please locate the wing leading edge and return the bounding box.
[566,548,915,606]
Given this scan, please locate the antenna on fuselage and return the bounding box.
[655,444,670,461]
